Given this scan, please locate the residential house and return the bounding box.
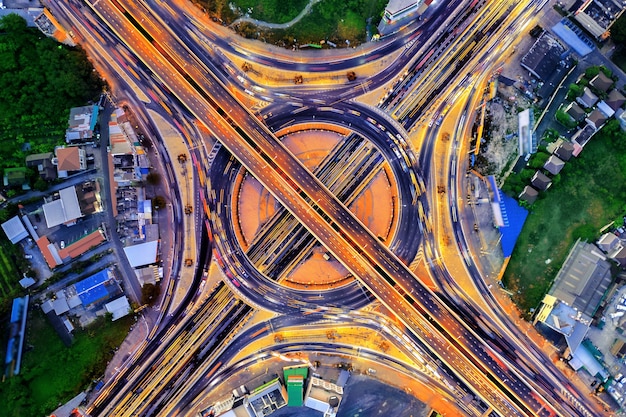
[576,87,599,109]
[66,105,98,143]
[597,233,621,254]
[597,100,615,118]
[554,141,574,161]
[605,89,625,112]
[571,125,596,156]
[564,102,586,123]
[519,185,539,204]
[531,171,552,191]
[613,247,626,269]
[585,109,607,130]
[3,167,29,189]
[25,152,56,181]
[55,146,86,178]
[543,155,565,175]
[589,72,613,93]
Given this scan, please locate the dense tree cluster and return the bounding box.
[0,14,104,172]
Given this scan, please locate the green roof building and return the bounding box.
[284,365,308,407]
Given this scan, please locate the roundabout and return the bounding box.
[206,102,426,312]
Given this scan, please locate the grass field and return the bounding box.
[503,120,626,314]
[0,310,133,417]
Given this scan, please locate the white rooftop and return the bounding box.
[42,186,83,228]
[1,216,28,244]
[124,240,159,268]
[105,296,131,321]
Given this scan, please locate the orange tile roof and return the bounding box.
[36,236,60,268]
[58,230,106,260]
[57,147,81,171]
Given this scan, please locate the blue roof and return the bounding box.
[5,338,15,364]
[75,270,111,306]
[552,21,593,57]
[90,105,99,131]
[10,297,24,323]
[499,193,528,257]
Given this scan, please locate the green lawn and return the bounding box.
[503,120,626,314]
[0,310,133,417]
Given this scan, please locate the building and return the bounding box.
[576,87,599,109]
[535,295,589,354]
[554,140,574,161]
[534,295,607,380]
[589,72,613,93]
[70,269,122,308]
[3,167,29,190]
[604,89,626,112]
[1,216,28,244]
[58,230,106,261]
[585,109,607,130]
[517,109,537,156]
[612,246,626,268]
[571,125,597,156]
[55,146,86,178]
[518,185,539,204]
[284,365,308,407]
[246,379,287,417]
[520,32,567,82]
[36,236,62,268]
[304,377,343,417]
[597,233,621,254]
[543,155,565,175]
[572,0,623,41]
[564,102,586,122]
[551,19,594,57]
[530,171,551,191]
[42,186,82,228]
[382,0,425,23]
[66,105,99,143]
[25,152,56,181]
[123,240,159,268]
[548,239,613,318]
[597,100,615,118]
[4,295,29,378]
[105,296,131,321]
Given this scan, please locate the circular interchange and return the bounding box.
[206,102,424,312]
[234,128,396,289]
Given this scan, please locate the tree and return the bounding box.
[584,66,600,79]
[152,195,166,210]
[346,71,357,81]
[566,83,583,101]
[610,12,626,44]
[555,108,577,129]
[33,177,48,192]
[141,283,160,305]
[145,172,161,186]
[0,15,103,173]
[528,152,550,169]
